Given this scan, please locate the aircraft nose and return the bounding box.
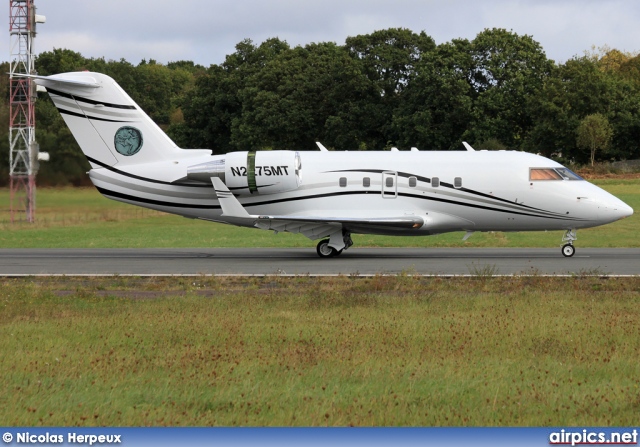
[607,196,633,222]
[617,202,634,220]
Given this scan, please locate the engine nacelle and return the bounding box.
[187,150,302,195]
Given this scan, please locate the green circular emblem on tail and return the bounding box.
[114,126,143,156]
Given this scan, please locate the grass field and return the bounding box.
[1,276,639,426]
[0,178,638,249]
[1,181,638,427]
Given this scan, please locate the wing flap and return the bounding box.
[255,219,340,240]
[255,215,424,229]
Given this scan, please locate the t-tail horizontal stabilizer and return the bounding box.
[18,73,101,89]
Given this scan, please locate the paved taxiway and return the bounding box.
[0,248,638,276]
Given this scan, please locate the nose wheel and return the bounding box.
[562,244,575,257]
[561,229,577,257]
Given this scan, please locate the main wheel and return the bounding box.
[562,244,575,257]
[316,239,339,258]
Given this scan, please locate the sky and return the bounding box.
[4,0,640,67]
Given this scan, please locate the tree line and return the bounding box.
[1,28,639,186]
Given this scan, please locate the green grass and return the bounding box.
[1,276,639,426]
[0,179,638,249]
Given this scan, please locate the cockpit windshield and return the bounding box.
[530,168,583,181]
[555,168,583,180]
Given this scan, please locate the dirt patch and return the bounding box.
[578,172,640,180]
[53,289,221,299]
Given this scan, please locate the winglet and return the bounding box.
[316,142,329,152]
[211,177,251,218]
[462,141,476,152]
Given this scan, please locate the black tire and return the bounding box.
[316,239,338,258]
[562,244,575,257]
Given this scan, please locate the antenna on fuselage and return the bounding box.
[315,142,329,152]
[462,141,476,151]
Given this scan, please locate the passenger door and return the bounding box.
[382,171,397,198]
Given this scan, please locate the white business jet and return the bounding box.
[32,72,633,257]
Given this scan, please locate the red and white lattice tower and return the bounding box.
[8,0,45,222]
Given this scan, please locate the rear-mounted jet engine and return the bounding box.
[187,150,302,195]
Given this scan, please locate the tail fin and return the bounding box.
[34,72,181,168]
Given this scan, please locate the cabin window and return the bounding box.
[530,168,563,181]
[386,177,394,187]
[409,176,417,187]
[363,177,370,187]
[339,177,347,187]
[432,177,440,188]
[454,177,462,188]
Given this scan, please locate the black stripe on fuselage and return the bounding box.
[86,156,204,188]
[47,87,137,110]
[94,183,586,222]
[248,190,584,222]
[397,191,584,221]
[96,186,219,210]
[58,108,129,123]
[87,156,278,190]
[87,160,585,221]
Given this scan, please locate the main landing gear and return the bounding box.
[316,231,353,258]
[316,239,342,257]
[561,229,577,257]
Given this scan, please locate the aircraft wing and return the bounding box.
[253,215,424,240]
[210,177,424,240]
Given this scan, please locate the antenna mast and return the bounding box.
[8,0,45,222]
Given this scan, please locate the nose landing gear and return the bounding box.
[562,243,575,257]
[561,229,577,257]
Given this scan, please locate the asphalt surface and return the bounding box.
[0,248,638,276]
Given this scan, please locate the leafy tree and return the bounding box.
[3,31,640,187]
[132,61,175,125]
[167,60,206,74]
[598,49,632,73]
[464,28,554,149]
[618,54,640,81]
[576,113,613,166]
[527,54,640,162]
[232,42,379,151]
[34,48,90,75]
[171,64,234,151]
[345,28,436,96]
[174,38,290,152]
[345,28,436,144]
[391,39,474,150]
